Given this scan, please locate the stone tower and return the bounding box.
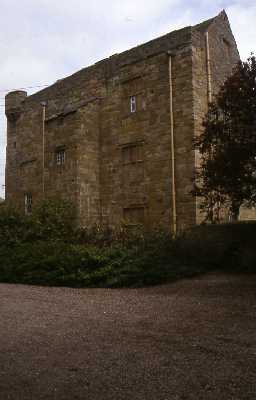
[5,11,240,232]
[5,90,28,203]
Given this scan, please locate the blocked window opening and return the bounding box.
[123,207,145,225]
[130,95,136,113]
[56,149,65,165]
[24,193,32,215]
[222,38,231,57]
[8,118,16,133]
[122,144,143,165]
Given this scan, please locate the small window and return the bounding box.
[56,149,65,165]
[130,95,136,113]
[24,193,32,215]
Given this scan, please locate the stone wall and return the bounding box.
[5,22,193,231]
[6,92,43,212]
[192,11,240,224]
[77,101,101,227]
[6,11,249,230]
[171,45,196,232]
[100,52,174,230]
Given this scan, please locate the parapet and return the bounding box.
[5,90,27,120]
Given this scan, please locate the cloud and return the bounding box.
[227,3,256,60]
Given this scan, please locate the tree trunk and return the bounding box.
[230,201,240,222]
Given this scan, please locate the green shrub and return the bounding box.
[0,205,26,245]
[0,198,77,244]
[0,200,255,288]
[29,198,76,242]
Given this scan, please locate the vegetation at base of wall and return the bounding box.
[0,200,255,288]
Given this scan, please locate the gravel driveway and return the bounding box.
[0,273,256,400]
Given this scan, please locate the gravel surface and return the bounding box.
[0,273,256,400]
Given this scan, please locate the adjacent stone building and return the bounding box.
[5,11,241,233]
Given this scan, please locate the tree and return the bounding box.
[194,55,256,222]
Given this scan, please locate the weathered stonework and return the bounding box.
[6,11,247,232]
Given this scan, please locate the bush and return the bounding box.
[0,198,77,244]
[0,199,255,288]
[29,198,77,242]
[0,205,26,245]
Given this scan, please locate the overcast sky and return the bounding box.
[0,0,255,198]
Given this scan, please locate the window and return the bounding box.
[122,144,143,165]
[130,95,136,113]
[24,193,32,215]
[56,149,65,165]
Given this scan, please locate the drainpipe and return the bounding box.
[205,32,212,104]
[41,102,47,196]
[205,32,216,221]
[168,52,177,237]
